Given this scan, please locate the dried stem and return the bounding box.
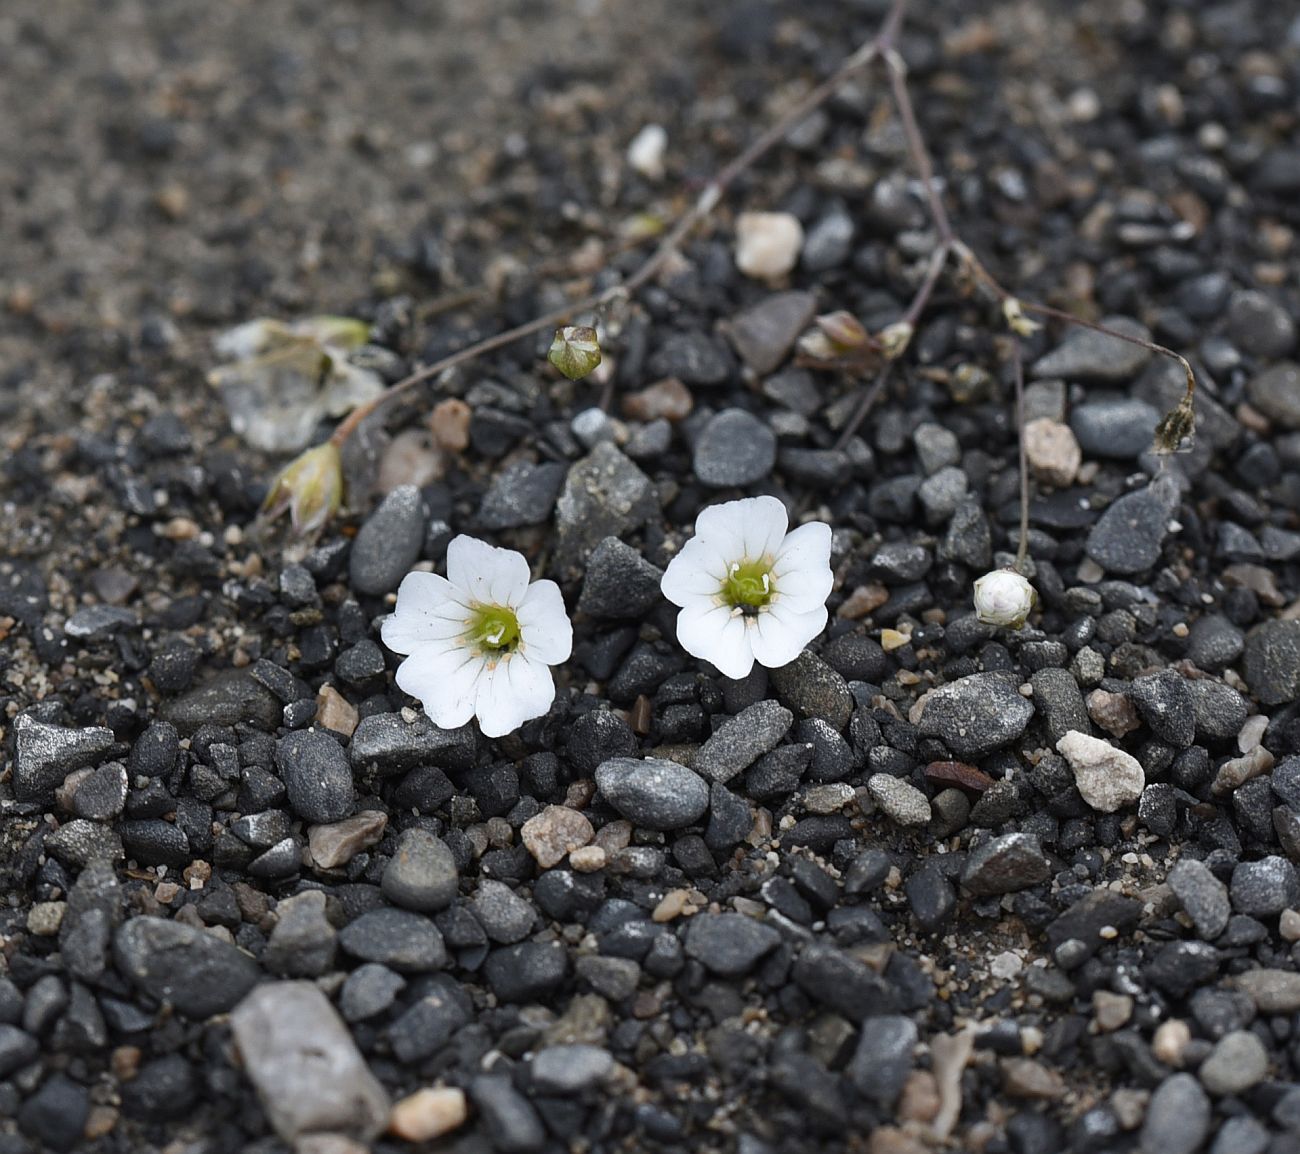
[1012,340,1030,573]
[329,0,909,451]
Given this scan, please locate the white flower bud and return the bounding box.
[973,568,1036,629]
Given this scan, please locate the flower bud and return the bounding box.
[973,568,1036,629]
[877,321,914,360]
[548,326,602,380]
[261,442,344,536]
[1002,297,1042,337]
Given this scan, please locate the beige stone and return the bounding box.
[1024,417,1082,486]
[308,811,388,870]
[735,211,803,279]
[316,685,359,738]
[521,805,595,869]
[388,1087,468,1143]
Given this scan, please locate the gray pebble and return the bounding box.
[723,292,816,374]
[479,460,566,529]
[231,981,389,1143]
[1230,856,1300,918]
[694,700,793,784]
[1085,477,1179,575]
[1246,362,1300,429]
[381,829,460,912]
[916,672,1034,758]
[867,774,932,827]
[961,832,1052,896]
[576,537,664,619]
[349,484,427,595]
[846,1015,917,1106]
[531,1044,614,1094]
[1070,398,1162,459]
[693,408,777,487]
[1198,1030,1269,1096]
[471,879,536,944]
[595,758,709,830]
[1168,858,1231,940]
[684,912,781,977]
[1243,619,1300,706]
[1032,315,1152,382]
[114,918,259,1018]
[275,729,355,824]
[338,907,447,972]
[1139,1073,1210,1154]
[13,715,114,805]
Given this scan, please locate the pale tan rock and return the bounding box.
[308,811,388,870]
[388,1087,468,1143]
[735,211,803,279]
[1092,990,1134,1032]
[521,805,595,869]
[376,428,444,493]
[1057,729,1144,812]
[27,901,65,937]
[569,845,607,873]
[1153,1019,1191,1066]
[896,1070,941,1124]
[1002,1058,1065,1099]
[317,685,359,738]
[1025,417,1082,486]
[622,377,693,422]
[429,397,471,452]
[1086,688,1141,737]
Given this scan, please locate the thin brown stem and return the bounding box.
[330,3,909,451]
[884,49,953,244]
[950,240,1197,413]
[833,363,894,452]
[1011,339,1030,573]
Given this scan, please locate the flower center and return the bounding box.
[466,604,522,653]
[723,560,774,613]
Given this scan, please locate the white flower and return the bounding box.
[973,568,1037,629]
[661,496,833,680]
[381,536,573,738]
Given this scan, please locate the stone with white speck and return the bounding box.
[866,774,932,827]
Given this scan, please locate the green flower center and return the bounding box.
[723,560,774,613]
[466,604,522,653]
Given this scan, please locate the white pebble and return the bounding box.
[734,211,803,280]
[627,124,668,181]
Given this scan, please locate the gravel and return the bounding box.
[8,4,1300,1151]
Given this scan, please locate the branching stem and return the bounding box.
[330,0,909,450]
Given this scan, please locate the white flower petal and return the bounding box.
[381,572,471,654]
[676,601,754,679]
[751,603,828,668]
[474,655,555,737]
[660,537,729,606]
[737,494,790,561]
[772,520,833,579]
[517,580,573,665]
[694,495,788,563]
[446,535,533,607]
[395,646,483,730]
